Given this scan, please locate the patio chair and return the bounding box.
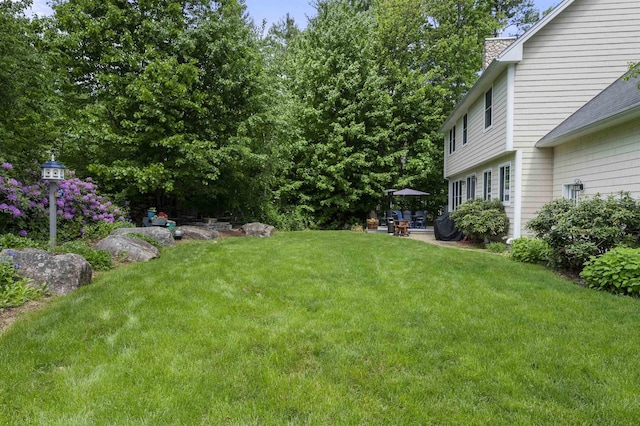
[414,211,426,228]
[403,210,412,227]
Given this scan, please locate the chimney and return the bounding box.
[482,37,517,70]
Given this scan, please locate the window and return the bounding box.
[452,180,464,210]
[466,174,476,200]
[483,169,492,200]
[484,88,493,129]
[563,184,580,204]
[449,126,456,154]
[499,163,511,204]
[462,114,468,145]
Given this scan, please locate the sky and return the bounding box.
[28,0,564,31]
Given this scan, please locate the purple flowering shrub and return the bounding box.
[0,162,130,242]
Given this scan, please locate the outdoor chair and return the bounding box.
[394,219,410,236]
[414,211,426,228]
[403,210,412,227]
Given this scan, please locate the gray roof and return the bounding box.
[537,71,640,147]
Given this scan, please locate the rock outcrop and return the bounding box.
[94,235,159,263]
[111,227,175,246]
[177,225,220,240]
[239,222,275,238]
[3,249,92,296]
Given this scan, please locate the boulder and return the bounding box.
[3,248,92,296]
[94,235,159,263]
[240,222,275,237]
[111,227,175,246]
[178,225,220,240]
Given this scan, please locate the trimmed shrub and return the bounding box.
[509,237,551,264]
[527,193,640,271]
[581,247,640,296]
[449,199,509,244]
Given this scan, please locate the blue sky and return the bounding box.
[28,0,564,30]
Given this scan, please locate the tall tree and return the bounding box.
[284,0,395,227]
[51,0,266,215]
[0,0,59,167]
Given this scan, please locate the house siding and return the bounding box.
[447,154,516,237]
[553,119,640,199]
[445,71,509,178]
[512,0,640,235]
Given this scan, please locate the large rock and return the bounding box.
[111,227,175,246]
[177,225,220,240]
[240,222,275,237]
[94,235,159,263]
[3,249,92,296]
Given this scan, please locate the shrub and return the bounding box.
[80,220,134,243]
[486,242,507,253]
[0,234,48,250]
[581,247,640,296]
[127,233,163,251]
[449,199,509,244]
[0,162,130,242]
[527,193,640,271]
[509,237,551,264]
[54,241,114,271]
[0,250,47,311]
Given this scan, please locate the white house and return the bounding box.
[440,0,640,238]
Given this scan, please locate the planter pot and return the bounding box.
[147,209,156,219]
[151,218,167,226]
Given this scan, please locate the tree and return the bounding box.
[284,0,395,227]
[0,0,59,167]
[51,0,267,216]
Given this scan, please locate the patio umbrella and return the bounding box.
[392,188,430,196]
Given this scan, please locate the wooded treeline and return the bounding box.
[0,0,537,229]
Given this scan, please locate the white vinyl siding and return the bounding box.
[445,71,508,177]
[552,119,640,200]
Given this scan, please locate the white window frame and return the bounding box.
[466,174,476,201]
[483,169,492,200]
[499,162,511,205]
[462,113,468,146]
[452,179,464,210]
[563,183,580,204]
[484,87,493,130]
[449,126,456,154]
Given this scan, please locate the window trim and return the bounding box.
[466,174,476,201]
[449,125,456,154]
[483,169,492,200]
[563,183,579,204]
[484,87,493,130]
[499,162,511,205]
[452,179,464,210]
[462,113,468,146]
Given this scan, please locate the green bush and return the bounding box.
[528,193,640,271]
[581,247,640,296]
[127,233,163,251]
[0,251,47,311]
[486,242,507,253]
[0,234,47,250]
[81,220,134,242]
[509,237,551,264]
[54,241,114,271]
[449,199,509,244]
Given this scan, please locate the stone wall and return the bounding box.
[483,37,517,70]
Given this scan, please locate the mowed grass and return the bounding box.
[1,231,640,425]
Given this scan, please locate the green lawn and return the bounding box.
[1,231,640,425]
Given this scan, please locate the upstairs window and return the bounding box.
[449,126,456,154]
[484,88,493,129]
[462,114,468,145]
